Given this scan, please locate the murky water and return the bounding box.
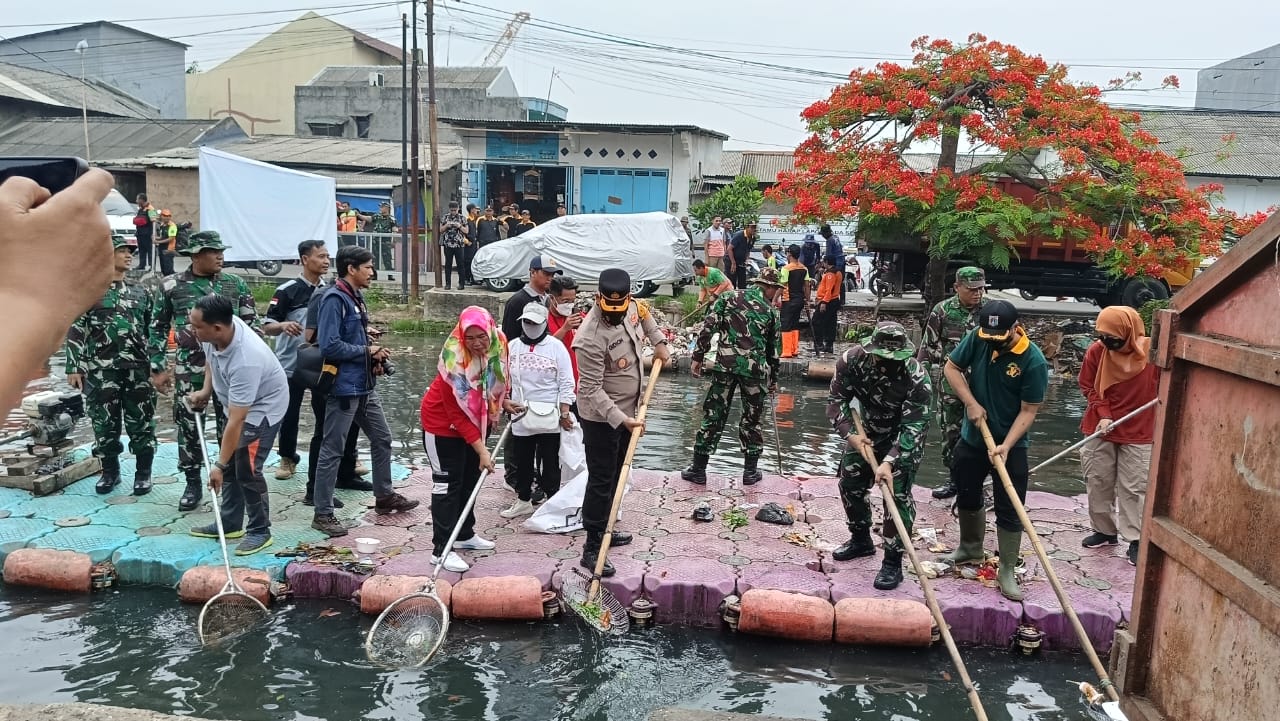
[1,334,1099,721]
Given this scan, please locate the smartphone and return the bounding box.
[0,157,89,194]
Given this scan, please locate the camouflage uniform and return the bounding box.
[916,267,986,469]
[155,233,257,479]
[690,278,781,463]
[369,211,396,272]
[827,324,932,554]
[65,274,165,460]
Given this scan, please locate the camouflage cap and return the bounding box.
[955,266,987,289]
[181,230,229,255]
[752,266,784,288]
[112,235,138,250]
[865,321,916,361]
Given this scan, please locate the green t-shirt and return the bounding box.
[949,329,1048,448]
[697,267,730,289]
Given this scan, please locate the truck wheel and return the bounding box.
[256,260,282,276]
[1121,278,1169,309]
[1019,289,1038,301]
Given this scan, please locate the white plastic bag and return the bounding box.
[524,421,627,534]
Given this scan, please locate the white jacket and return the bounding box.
[508,334,577,436]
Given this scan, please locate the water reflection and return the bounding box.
[0,586,1089,721]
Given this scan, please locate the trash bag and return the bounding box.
[755,502,794,525]
[524,421,626,534]
[691,502,714,522]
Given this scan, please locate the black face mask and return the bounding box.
[983,336,1012,352]
[873,358,905,374]
[1099,336,1126,351]
[603,310,627,326]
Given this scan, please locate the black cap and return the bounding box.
[977,299,1019,339]
[598,268,631,311]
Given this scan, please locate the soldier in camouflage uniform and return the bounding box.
[65,236,165,495]
[915,266,986,499]
[369,201,398,273]
[681,266,784,486]
[827,321,932,590]
[154,231,258,511]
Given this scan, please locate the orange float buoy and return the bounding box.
[834,597,934,647]
[2,548,93,593]
[451,576,544,621]
[736,589,834,642]
[360,575,451,615]
[178,566,272,606]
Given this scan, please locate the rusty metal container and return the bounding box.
[1111,214,1280,721]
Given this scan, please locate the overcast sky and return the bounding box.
[6,0,1280,149]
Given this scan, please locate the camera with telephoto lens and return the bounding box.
[377,358,395,377]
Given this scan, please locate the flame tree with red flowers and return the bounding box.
[769,34,1269,311]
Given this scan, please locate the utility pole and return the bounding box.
[409,0,421,298]
[426,0,443,288]
[399,13,409,300]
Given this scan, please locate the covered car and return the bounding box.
[471,211,694,297]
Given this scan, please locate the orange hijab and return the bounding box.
[1095,306,1151,398]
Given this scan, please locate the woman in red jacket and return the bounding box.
[420,306,514,572]
[1077,305,1160,566]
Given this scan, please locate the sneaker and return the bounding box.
[500,499,535,518]
[311,514,348,537]
[302,495,344,508]
[235,534,273,556]
[1127,540,1139,566]
[374,492,420,515]
[274,458,296,480]
[531,488,548,505]
[1081,532,1119,548]
[190,523,244,540]
[455,534,495,551]
[431,552,470,573]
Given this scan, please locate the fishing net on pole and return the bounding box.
[560,567,630,636]
[365,581,450,668]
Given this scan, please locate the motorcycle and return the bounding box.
[225,259,287,276]
[843,254,864,292]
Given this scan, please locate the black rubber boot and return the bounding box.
[873,545,905,590]
[580,532,616,577]
[931,480,958,499]
[680,452,709,485]
[132,450,153,496]
[832,527,876,561]
[610,531,633,547]
[178,470,202,512]
[741,454,762,486]
[95,456,121,494]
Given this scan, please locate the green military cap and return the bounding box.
[955,266,986,289]
[752,266,784,288]
[182,230,229,256]
[865,321,916,361]
[112,235,138,251]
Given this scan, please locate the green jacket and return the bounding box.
[65,280,166,375]
[692,287,780,383]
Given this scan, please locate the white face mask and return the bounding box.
[555,302,575,317]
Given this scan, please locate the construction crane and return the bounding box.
[480,11,529,67]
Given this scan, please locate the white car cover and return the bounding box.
[472,211,693,286]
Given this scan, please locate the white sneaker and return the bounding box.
[454,534,495,550]
[500,499,535,519]
[430,552,470,573]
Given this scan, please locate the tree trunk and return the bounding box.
[923,115,962,319]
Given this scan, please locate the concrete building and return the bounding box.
[0,61,158,130]
[294,65,567,141]
[0,22,186,118]
[443,118,725,223]
[187,12,403,136]
[1196,43,1280,111]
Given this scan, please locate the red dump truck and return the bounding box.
[864,178,1195,308]
[1109,211,1280,721]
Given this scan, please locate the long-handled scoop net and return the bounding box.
[365,425,511,668]
[561,359,663,635]
[1029,398,1159,475]
[850,411,989,721]
[977,417,1120,703]
[193,408,271,646]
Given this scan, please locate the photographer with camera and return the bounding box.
[309,246,418,536]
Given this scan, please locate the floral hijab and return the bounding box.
[437,306,508,430]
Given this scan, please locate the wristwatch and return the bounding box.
[214,461,230,472]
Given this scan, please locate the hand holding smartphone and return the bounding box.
[0,157,90,194]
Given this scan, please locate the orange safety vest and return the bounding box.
[338,210,359,232]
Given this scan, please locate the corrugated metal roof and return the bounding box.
[442,117,729,140]
[308,65,507,91]
[1135,108,1280,178]
[704,151,1002,183]
[3,20,189,48]
[0,61,156,118]
[0,116,243,160]
[108,136,464,173]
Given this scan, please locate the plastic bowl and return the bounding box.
[354,537,381,555]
